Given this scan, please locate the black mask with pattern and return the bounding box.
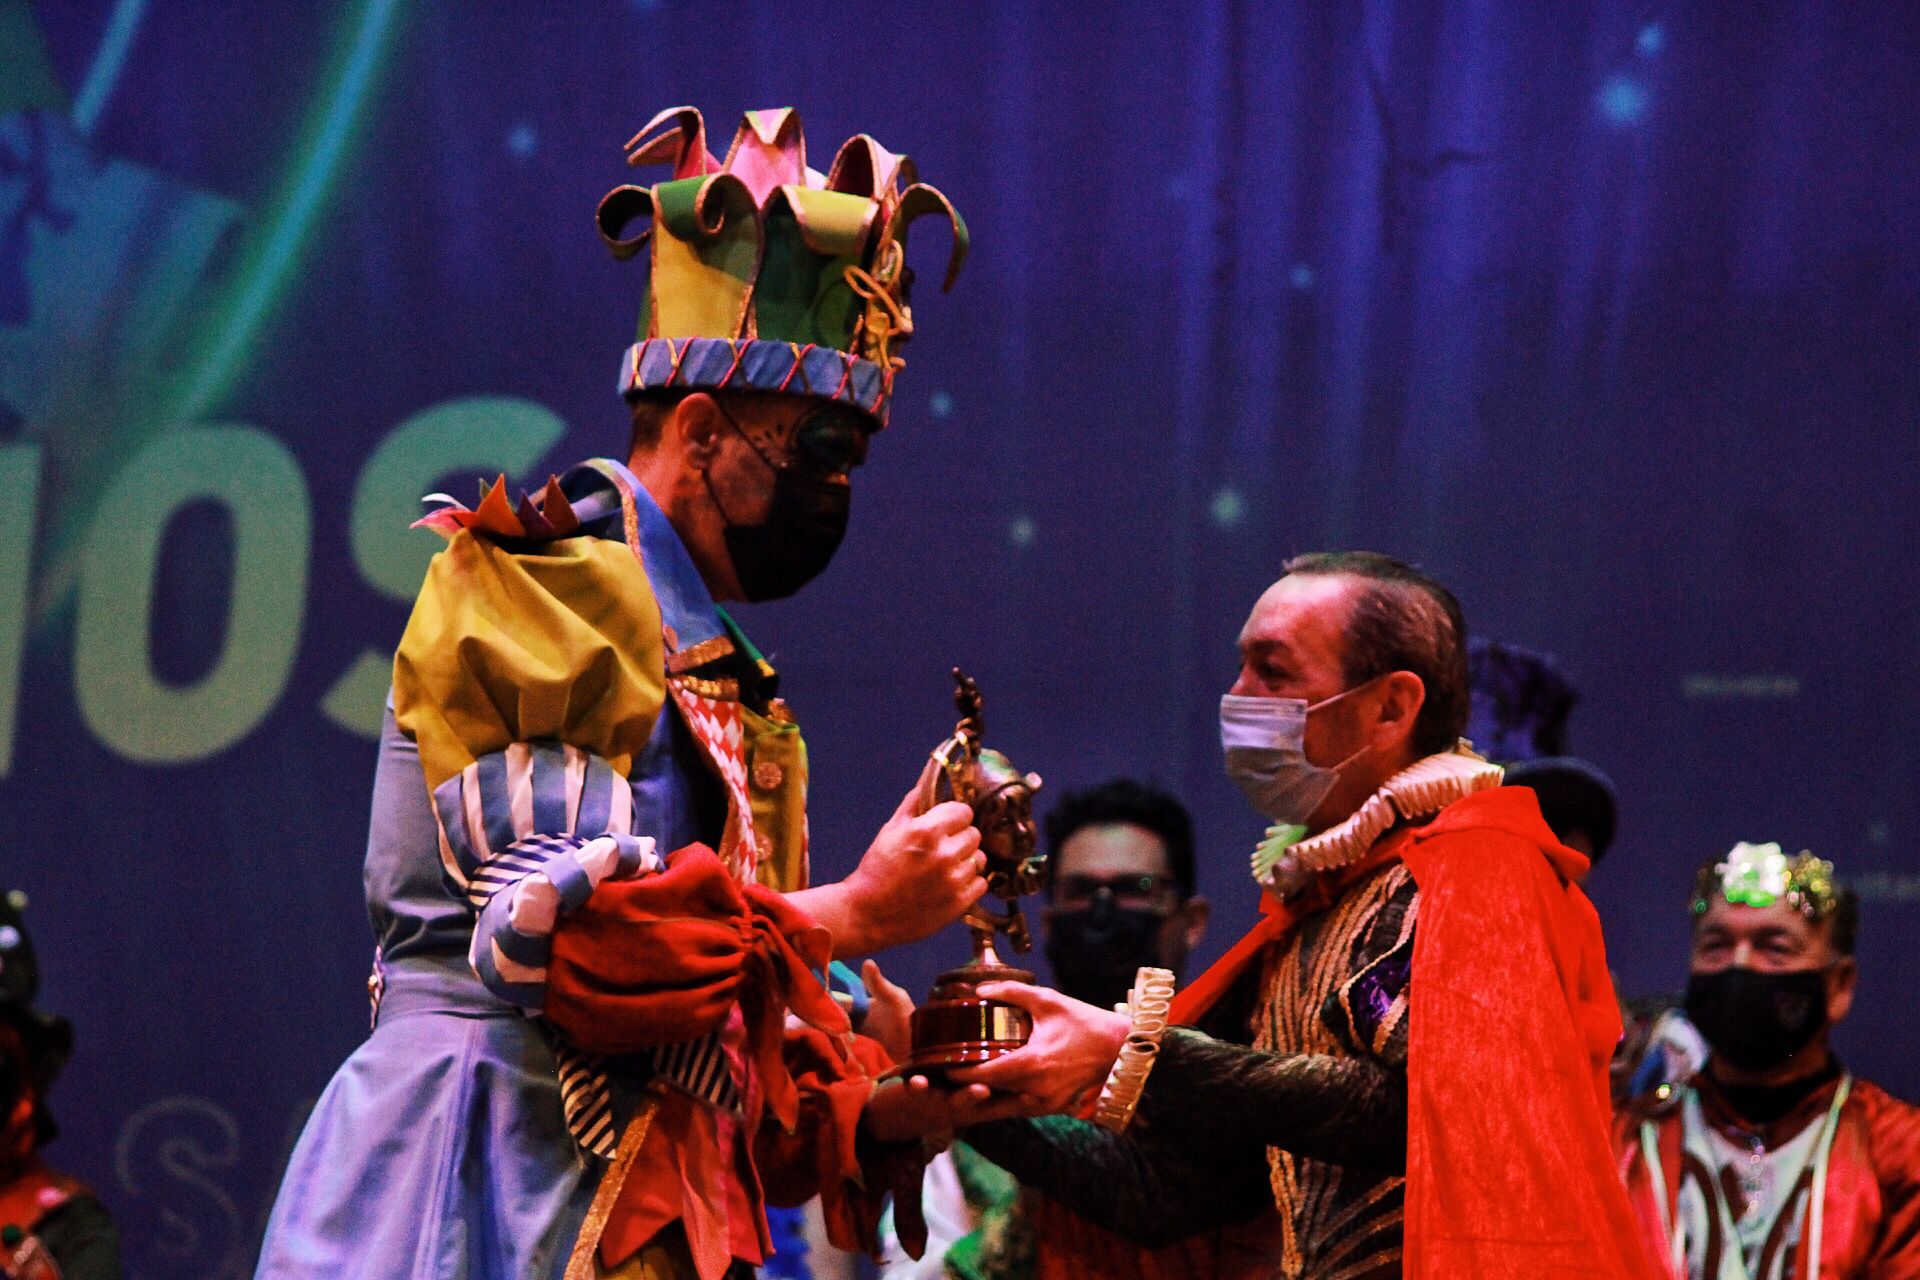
[705,403,851,602]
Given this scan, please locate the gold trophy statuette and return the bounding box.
[905,669,1045,1082]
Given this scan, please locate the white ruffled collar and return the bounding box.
[1255,747,1504,898]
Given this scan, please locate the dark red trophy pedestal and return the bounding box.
[906,958,1034,1085]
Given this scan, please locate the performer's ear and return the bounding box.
[676,392,726,469]
[1371,670,1427,751]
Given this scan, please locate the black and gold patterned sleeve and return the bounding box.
[962,1029,1407,1245]
[1320,866,1418,1068]
[966,873,1418,1243]
[1140,1027,1407,1172]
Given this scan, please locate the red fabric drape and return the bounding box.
[1617,1076,1920,1278]
[1171,786,1660,1280]
[1395,786,1657,1280]
[756,1029,931,1259]
[548,843,927,1273]
[546,842,851,1132]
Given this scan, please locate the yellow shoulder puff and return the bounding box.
[394,531,667,789]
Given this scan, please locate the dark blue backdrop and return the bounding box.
[3,2,1916,1276]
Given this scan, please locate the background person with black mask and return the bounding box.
[1040,779,1210,1012]
[1614,843,1920,1279]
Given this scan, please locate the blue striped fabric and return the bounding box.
[467,830,661,1008]
[437,736,749,1158]
[651,1033,742,1114]
[528,740,569,834]
[430,739,632,897]
[553,1037,618,1159]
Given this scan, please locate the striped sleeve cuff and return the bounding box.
[466,830,662,1013]
[429,740,635,903]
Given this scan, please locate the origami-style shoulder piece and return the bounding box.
[596,106,968,427]
[412,474,581,542]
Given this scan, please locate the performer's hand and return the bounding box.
[789,783,985,956]
[848,784,987,949]
[859,958,915,1063]
[947,982,1130,1116]
[862,1074,1029,1143]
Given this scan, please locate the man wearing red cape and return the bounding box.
[952,552,1660,1280]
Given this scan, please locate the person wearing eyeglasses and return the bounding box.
[1038,780,1211,1013]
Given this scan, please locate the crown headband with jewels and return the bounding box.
[597,106,968,427]
[1691,841,1838,922]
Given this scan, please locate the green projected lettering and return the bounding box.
[0,446,44,777]
[322,397,564,736]
[2,399,578,770]
[75,426,312,763]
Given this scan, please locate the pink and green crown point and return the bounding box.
[602,106,967,426]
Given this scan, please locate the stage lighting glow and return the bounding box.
[1598,76,1649,124]
[1289,263,1314,291]
[70,0,149,136]
[1636,22,1664,56]
[174,0,403,422]
[929,389,955,418]
[1210,487,1246,526]
[507,122,537,156]
[1007,515,1036,546]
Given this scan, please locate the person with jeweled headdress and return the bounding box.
[1614,843,1920,1280]
[254,106,991,1280]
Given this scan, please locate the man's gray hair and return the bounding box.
[1282,551,1470,758]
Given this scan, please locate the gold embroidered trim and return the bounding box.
[1260,746,1504,898]
[587,463,645,568]
[666,634,735,672]
[671,673,739,701]
[563,1085,664,1280]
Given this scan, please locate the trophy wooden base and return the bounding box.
[904,961,1034,1085]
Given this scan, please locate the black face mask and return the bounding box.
[1684,967,1829,1073]
[1045,895,1173,1010]
[705,406,851,602]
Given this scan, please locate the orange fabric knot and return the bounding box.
[757,1031,928,1259]
[545,844,851,1132]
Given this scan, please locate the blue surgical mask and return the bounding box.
[1219,685,1372,825]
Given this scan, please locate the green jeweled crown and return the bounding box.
[1691,841,1837,921]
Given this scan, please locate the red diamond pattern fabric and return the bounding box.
[667,678,758,884]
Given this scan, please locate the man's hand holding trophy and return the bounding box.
[901,668,1046,1081]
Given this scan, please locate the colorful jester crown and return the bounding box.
[1691,841,1839,922]
[597,106,968,427]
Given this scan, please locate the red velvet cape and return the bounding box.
[1170,786,1661,1280]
